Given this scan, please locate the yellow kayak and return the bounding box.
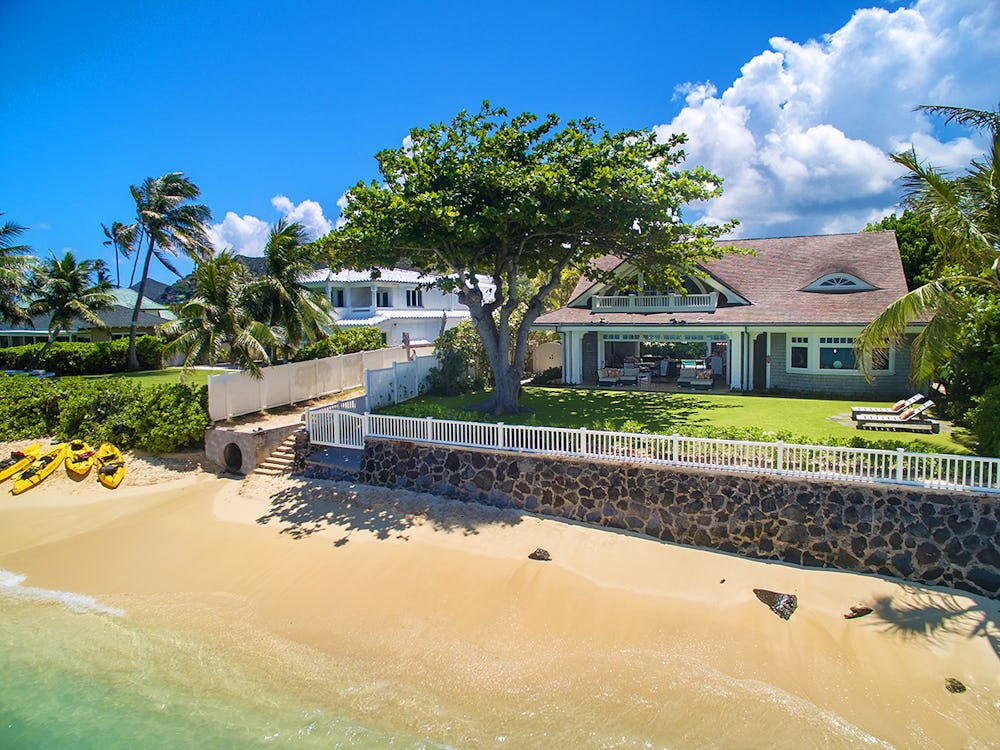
[66,439,96,478]
[0,442,41,483]
[12,443,67,495]
[95,443,125,489]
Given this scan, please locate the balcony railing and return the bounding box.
[591,291,718,313]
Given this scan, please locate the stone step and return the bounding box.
[252,433,301,476]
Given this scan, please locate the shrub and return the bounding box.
[530,366,563,385]
[969,384,1000,457]
[291,327,383,362]
[0,375,209,453]
[0,376,62,440]
[120,383,209,453]
[0,336,163,376]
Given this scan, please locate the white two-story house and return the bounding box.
[301,268,495,348]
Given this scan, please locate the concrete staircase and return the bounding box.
[253,434,297,477]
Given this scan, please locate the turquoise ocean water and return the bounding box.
[0,570,443,749]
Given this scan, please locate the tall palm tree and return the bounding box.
[245,219,333,360]
[101,221,137,288]
[160,251,279,377]
[125,172,212,370]
[0,213,36,323]
[25,252,115,369]
[856,104,1000,382]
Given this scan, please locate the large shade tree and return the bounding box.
[0,213,36,323]
[25,252,115,368]
[856,104,1000,382]
[315,104,737,414]
[125,172,212,371]
[246,219,333,360]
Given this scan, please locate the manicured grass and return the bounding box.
[381,386,976,455]
[76,367,227,388]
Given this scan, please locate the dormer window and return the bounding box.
[803,273,875,293]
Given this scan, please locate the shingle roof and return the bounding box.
[537,232,911,327]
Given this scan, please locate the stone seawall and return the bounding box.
[357,438,1000,599]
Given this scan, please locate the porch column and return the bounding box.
[563,329,585,384]
[729,332,745,390]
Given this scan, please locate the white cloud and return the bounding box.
[209,196,333,255]
[654,0,1000,238]
[207,212,270,255]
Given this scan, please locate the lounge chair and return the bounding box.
[855,400,940,433]
[850,393,924,420]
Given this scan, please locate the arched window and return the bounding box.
[803,273,875,293]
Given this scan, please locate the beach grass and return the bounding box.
[380,386,975,454]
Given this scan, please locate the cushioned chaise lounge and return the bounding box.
[850,393,924,420]
[855,400,939,433]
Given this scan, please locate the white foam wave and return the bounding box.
[0,568,123,617]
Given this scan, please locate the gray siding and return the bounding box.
[582,332,598,382]
[769,332,915,399]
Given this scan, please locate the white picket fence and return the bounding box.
[207,347,409,421]
[305,410,1000,495]
[364,355,437,410]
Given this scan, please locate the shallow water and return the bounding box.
[0,569,928,750]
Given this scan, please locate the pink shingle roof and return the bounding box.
[537,232,910,327]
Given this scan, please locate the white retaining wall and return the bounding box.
[208,347,409,421]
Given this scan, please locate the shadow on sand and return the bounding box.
[869,585,1000,661]
[255,478,523,544]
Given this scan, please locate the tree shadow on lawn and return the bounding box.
[523,388,737,434]
[868,585,1000,662]
[255,478,523,545]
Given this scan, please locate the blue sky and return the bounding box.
[2,0,997,285]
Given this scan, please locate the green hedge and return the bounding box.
[0,375,208,453]
[0,336,163,375]
[291,327,383,362]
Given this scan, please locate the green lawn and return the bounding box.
[76,367,228,388]
[380,386,976,455]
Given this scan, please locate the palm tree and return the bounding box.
[160,251,279,377]
[856,104,1000,382]
[124,173,212,370]
[101,221,137,288]
[25,252,115,369]
[245,219,333,360]
[0,213,36,323]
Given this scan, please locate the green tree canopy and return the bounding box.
[315,103,737,414]
[864,209,941,289]
[25,251,115,369]
[160,251,278,377]
[0,213,36,323]
[124,172,212,371]
[856,103,1000,384]
[244,219,333,360]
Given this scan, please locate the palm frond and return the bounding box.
[916,104,1000,134]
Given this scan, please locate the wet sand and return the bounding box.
[1,446,998,747]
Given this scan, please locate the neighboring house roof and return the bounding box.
[110,287,174,314]
[334,309,472,326]
[537,232,910,327]
[130,279,170,304]
[302,267,496,290]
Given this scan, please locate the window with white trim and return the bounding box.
[331,288,345,307]
[790,336,809,369]
[819,337,856,370]
[405,289,423,307]
[376,288,391,307]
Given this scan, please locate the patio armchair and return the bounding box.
[850,393,924,420]
[854,400,940,433]
[597,368,621,386]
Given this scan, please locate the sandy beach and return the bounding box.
[1,443,999,748]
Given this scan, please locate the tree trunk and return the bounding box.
[26,328,59,371]
[127,238,155,371]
